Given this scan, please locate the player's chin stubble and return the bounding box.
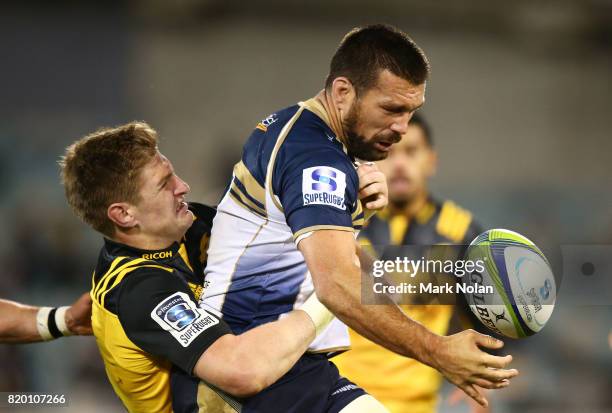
[343,104,388,162]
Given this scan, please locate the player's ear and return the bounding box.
[107,203,138,229]
[330,77,355,113]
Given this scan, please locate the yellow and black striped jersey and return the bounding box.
[90,203,232,413]
[334,198,482,413]
[360,198,480,247]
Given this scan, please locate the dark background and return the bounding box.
[1,1,610,412]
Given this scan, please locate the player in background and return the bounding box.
[201,24,517,412]
[59,122,338,413]
[334,113,490,413]
[0,293,92,343]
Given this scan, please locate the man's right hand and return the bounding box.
[431,329,518,407]
[299,230,518,407]
[65,292,93,336]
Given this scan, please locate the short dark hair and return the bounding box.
[325,24,430,95]
[59,122,158,237]
[409,113,433,147]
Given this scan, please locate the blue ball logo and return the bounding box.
[166,303,197,329]
[311,168,337,191]
[539,279,552,300]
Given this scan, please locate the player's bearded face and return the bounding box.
[343,99,402,161]
[342,71,425,162]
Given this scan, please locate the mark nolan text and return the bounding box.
[373,282,493,295]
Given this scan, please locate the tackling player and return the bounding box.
[334,113,490,413]
[59,122,336,413]
[201,24,517,412]
[0,293,92,343]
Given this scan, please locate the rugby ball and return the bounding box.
[463,229,556,338]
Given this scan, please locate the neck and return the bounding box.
[314,89,347,145]
[389,188,429,217]
[111,230,179,251]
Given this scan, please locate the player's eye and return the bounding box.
[382,106,404,115]
[159,176,172,191]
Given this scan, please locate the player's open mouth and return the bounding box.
[177,201,188,214]
[390,176,410,185]
[374,141,393,151]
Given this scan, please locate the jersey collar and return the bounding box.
[104,238,181,262]
[300,91,348,153]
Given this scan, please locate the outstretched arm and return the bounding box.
[0,292,92,344]
[299,230,517,407]
[194,293,333,397]
[0,300,39,343]
[118,269,333,399]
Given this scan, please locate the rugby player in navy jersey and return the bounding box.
[201,24,517,412]
[59,122,341,413]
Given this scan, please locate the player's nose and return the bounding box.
[390,114,411,135]
[175,176,190,195]
[393,162,408,175]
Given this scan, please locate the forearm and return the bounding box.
[300,231,442,366]
[0,300,40,343]
[235,310,315,387]
[197,310,316,396]
[323,265,441,367]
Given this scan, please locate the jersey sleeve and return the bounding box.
[275,145,359,241]
[187,202,217,228]
[117,267,232,374]
[184,202,216,271]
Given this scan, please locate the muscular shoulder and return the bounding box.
[279,109,350,165]
[274,113,356,190]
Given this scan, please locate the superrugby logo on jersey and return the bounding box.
[151,292,220,348]
[302,166,346,210]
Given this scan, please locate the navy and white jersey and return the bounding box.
[201,98,365,353]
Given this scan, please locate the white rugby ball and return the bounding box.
[463,229,556,338]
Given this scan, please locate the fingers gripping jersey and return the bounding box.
[201,100,364,352]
